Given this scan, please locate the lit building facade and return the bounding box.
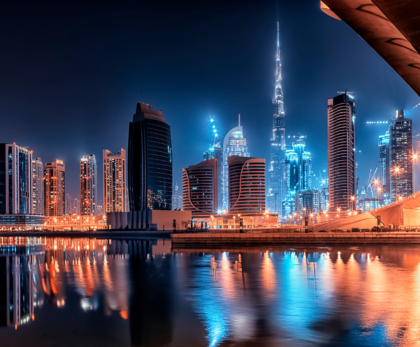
[103,149,127,213]
[0,143,32,214]
[172,182,183,210]
[182,159,218,218]
[389,110,413,200]
[44,160,65,216]
[327,93,356,211]
[80,154,97,215]
[32,157,43,215]
[379,130,391,203]
[295,189,321,215]
[204,144,223,210]
[268,22,286,217]
[222,115,250,210]
[128,103,172,211]
[65,194,72,215]
[228,156,265,216]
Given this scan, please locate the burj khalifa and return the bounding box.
[268,22,286,217]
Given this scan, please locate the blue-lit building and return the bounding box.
[222,115,250,210]
[0,143,33,215]
[378,130,391,204]
[268,22,286,217]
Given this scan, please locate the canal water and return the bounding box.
[1,237,419,346]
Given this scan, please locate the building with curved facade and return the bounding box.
[128,103,172,211]
[182,158,218,218]
[228,156,265,216]
[327,92,356,211]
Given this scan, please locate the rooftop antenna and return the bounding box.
[238,114,241,127]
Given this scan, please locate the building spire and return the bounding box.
[238,113,241,127]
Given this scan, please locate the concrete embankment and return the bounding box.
[171,232,420,245]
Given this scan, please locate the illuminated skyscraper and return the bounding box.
[268,22,286,217]
[172,182,183,210]
[228,156,265,215]
[44,160,65,216]
[32,157,44,215]
[222,115,250,210]
[327,92,356,211]
[389,110,413,200]
[182,158,218,218]
[378,130,390,202]
[80,154,97,215]
[103,149,127,213]
[128,102,172,210]
[0,143,33,214]
[65,193,72,215]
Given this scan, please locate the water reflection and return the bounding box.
[3,239,420,346]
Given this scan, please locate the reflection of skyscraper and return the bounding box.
[32,157,44,215]
[0,143,33,214]
[128,103,172,211]
[268,22,286,217]
[80,154,98,215]
[44,160,65,216]
[103,149,127,213]
[389,110,413,201]
[222,115,250,210]
[327,93,356,211]
[129,255,173,346]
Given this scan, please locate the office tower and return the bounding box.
[295,189,321,214]
[228,156,265,215]
[65,194,72,215]
[172,182,183,210]
[389,110,413,200]
[128,103,172,211]
[327,92,356,211]
[268,22,286,217]
[182,158,218,218]
[80,154,97,215]
[103,149,127,213]
[96,204,103,216]
[44,160,65,216]
[378,131,390,202]
[222,115,250,210]
[291,136,312,191]
[73,198,80,215]
[0,143,32,214]
[204,145,223,210]
[32,157,44,215]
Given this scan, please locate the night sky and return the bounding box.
[1,0,419,203]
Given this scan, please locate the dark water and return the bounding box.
[1,237,420,346]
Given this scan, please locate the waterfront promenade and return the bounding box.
[172,232,420,245]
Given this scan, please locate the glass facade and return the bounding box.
[128,103,172,211]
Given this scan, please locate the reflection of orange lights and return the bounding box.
[42,278,48,293]
[32,314,35,321]
[120,311,128,319]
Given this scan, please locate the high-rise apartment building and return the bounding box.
[389,110,413,200]
[31,157,43,215]
[73,198,80,215]
[0,144,32,214]
[204,144,223,210]
[65,193,72,215]
[128,103,172,211]
[378,130,390,202]
[182,158,218,218]
[44,160,65,216]
[327,92,356,211]
[80,154,97,215]
[222,116,250,210]
[268,22,286,217]
[228,156,265,216]
[103,149,127,213]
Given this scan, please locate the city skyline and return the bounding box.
[0,1,418,201]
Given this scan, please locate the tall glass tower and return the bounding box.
[268,22,286,216]
[128,103,172,211]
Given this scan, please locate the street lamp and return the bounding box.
[351,195,355,211]
[366,202,370,211]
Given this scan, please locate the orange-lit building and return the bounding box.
[80,154,98,215]
[44,215,107,231]
[103,149,127,213]
[44,160,65,216]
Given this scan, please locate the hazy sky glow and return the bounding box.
[1,0,419,201]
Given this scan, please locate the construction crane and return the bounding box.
[362,168,378,199]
